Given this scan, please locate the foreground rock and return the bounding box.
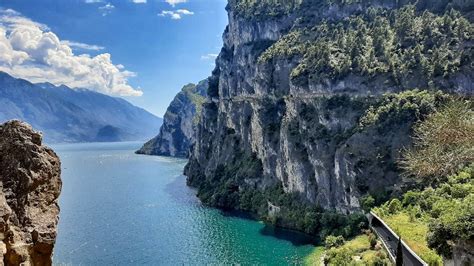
[0,120,62,265]
[137,80,208,158]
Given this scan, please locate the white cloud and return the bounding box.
[201,53,218,60]
[132,0,147,3]
[177,9,193,15]
[0,8,49,31]
[62,40,105,51]
[158,9,194,20]
[85,0,104,3]
[0,9,142,97]
[99,3,115,16]
[165,0,187,7]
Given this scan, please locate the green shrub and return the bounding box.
[360,195,375,212]
[401,100,474,180]
[387,199,402,214]
[326,247,352,265]
[359,90,450,131]
[325,235,345,249]
[368,233,377,249]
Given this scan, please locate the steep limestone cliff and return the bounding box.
[185,0,473,233]
[137,80,208,158]
[0,120,62,265]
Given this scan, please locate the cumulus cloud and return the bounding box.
[159,9,194,20]
[85,0,104,3]
[0,9,142,96]
[165,0,187,7]
[62,40,105,51]
[132,0,147,3]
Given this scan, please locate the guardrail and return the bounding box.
[369,211,428,266]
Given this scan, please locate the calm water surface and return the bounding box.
[52,142,319,265]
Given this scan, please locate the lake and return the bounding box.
[52,142,320,265]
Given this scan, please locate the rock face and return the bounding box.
[185,0,473,219]
[448,240,474,266]
[137,80,208,158]
[0,120,62,265]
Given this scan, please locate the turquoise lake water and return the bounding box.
[51,142,319,265]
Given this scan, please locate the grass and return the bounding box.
[341,235,390,265]
[342,235,370,252]
[377,211,443,265]
[360,249,379,262]
[304,246,325,266]
[309,234,390,265]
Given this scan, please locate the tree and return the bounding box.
[396,237,403,266]
[325,235,345,249]
[387,199,402,214]
[401,100,474,181]
[360,195,375,212]
[368,232,377,249]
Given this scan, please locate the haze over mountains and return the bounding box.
[0,72,162,143]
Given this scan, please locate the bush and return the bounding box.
[325,235,345,249]
[360,195,375,212]
[359,90,450,131]
[368,232,377,249]
[402,190,421,207]
[401,100,474,181]
[387,199,402,214]
[375,165,473,260]
[326,247,352,265]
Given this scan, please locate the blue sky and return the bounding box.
[0,0,228,116]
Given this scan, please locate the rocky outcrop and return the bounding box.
[445,240,474,266]
[137,80,208,158]
[0,120,62,265]
[185,0,473,221]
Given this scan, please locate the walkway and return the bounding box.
[368,211,427,266]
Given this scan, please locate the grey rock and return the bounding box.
[137,80,208,158]
[185,0,473,215]
[0,120,62,265]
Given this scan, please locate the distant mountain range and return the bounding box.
[0,72,162,143]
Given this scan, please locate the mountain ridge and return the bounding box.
[0,71,162,143]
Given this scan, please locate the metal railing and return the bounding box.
[369,211,428,266]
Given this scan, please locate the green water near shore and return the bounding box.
[52,142,322,265]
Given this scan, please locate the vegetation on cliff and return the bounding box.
[358,90,450,131]
[189,151,367,240]
[259,5,472,87]
[186,0,473,257]
[401,100,474,180]
[374,99,473,263]
[229,0,303,19]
